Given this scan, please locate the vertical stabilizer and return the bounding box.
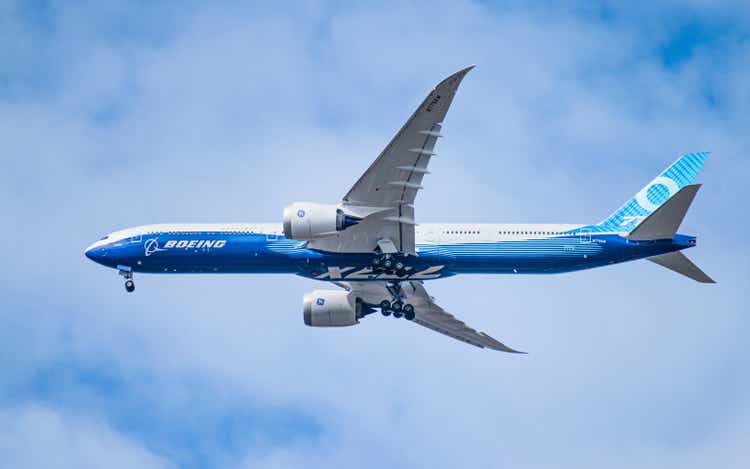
[596,152,709,233]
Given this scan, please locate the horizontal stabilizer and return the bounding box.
[647,251,715,283]
[596,152,709,233]
[628,184,701,241]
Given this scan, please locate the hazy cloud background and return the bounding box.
[1,1,748,468]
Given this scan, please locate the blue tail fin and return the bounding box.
[595,152,709,233]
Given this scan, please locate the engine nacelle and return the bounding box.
[282,202,360,240]
[303,290,360,327]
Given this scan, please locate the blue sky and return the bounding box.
[1,1,749,468]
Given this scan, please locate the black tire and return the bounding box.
[381,308,391,317]
[395,268,407,277]
[125,280,135,293]
[372,257,382,267]
[393,311,403,319]
[394,262,404,270]
[391,301,403,313]
[383,259,393,269]
[403,304,415,320]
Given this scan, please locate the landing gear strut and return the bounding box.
[119,267,135,293]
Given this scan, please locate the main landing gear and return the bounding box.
[119,267,135,293]
[371,253,409,277]
[379,299,415,320]
[378,283,415,320]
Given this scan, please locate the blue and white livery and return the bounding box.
[85,67,714,353]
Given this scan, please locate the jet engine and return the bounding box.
[303,290,361,327]
[282,202,361,240]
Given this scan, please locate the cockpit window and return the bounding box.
[99,235,109,241]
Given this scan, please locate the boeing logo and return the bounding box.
[144,238,167,256]
[163,240,227,249]
[145,239,227,256]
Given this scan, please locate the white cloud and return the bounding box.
[0,404,173,469]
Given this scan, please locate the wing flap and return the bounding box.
[408,282,525,353]
[338,281,524,353]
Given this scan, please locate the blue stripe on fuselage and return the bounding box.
[87,232,693,280]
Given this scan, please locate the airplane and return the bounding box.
[85,66,714,353]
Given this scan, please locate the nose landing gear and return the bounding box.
[118,266,135,293]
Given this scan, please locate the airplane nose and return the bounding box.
[85,243,108,263]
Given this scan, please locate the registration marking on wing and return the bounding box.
[426,94,442,112]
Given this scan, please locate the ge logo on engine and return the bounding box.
[297,210,305,218]
[316,298,325,306]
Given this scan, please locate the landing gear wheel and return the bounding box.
[371,251,410,275]
[379,300,392,316]
[393,311,403,319]
[119,268,135,293]
[402,304,415,320]
[391,301,403,313]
